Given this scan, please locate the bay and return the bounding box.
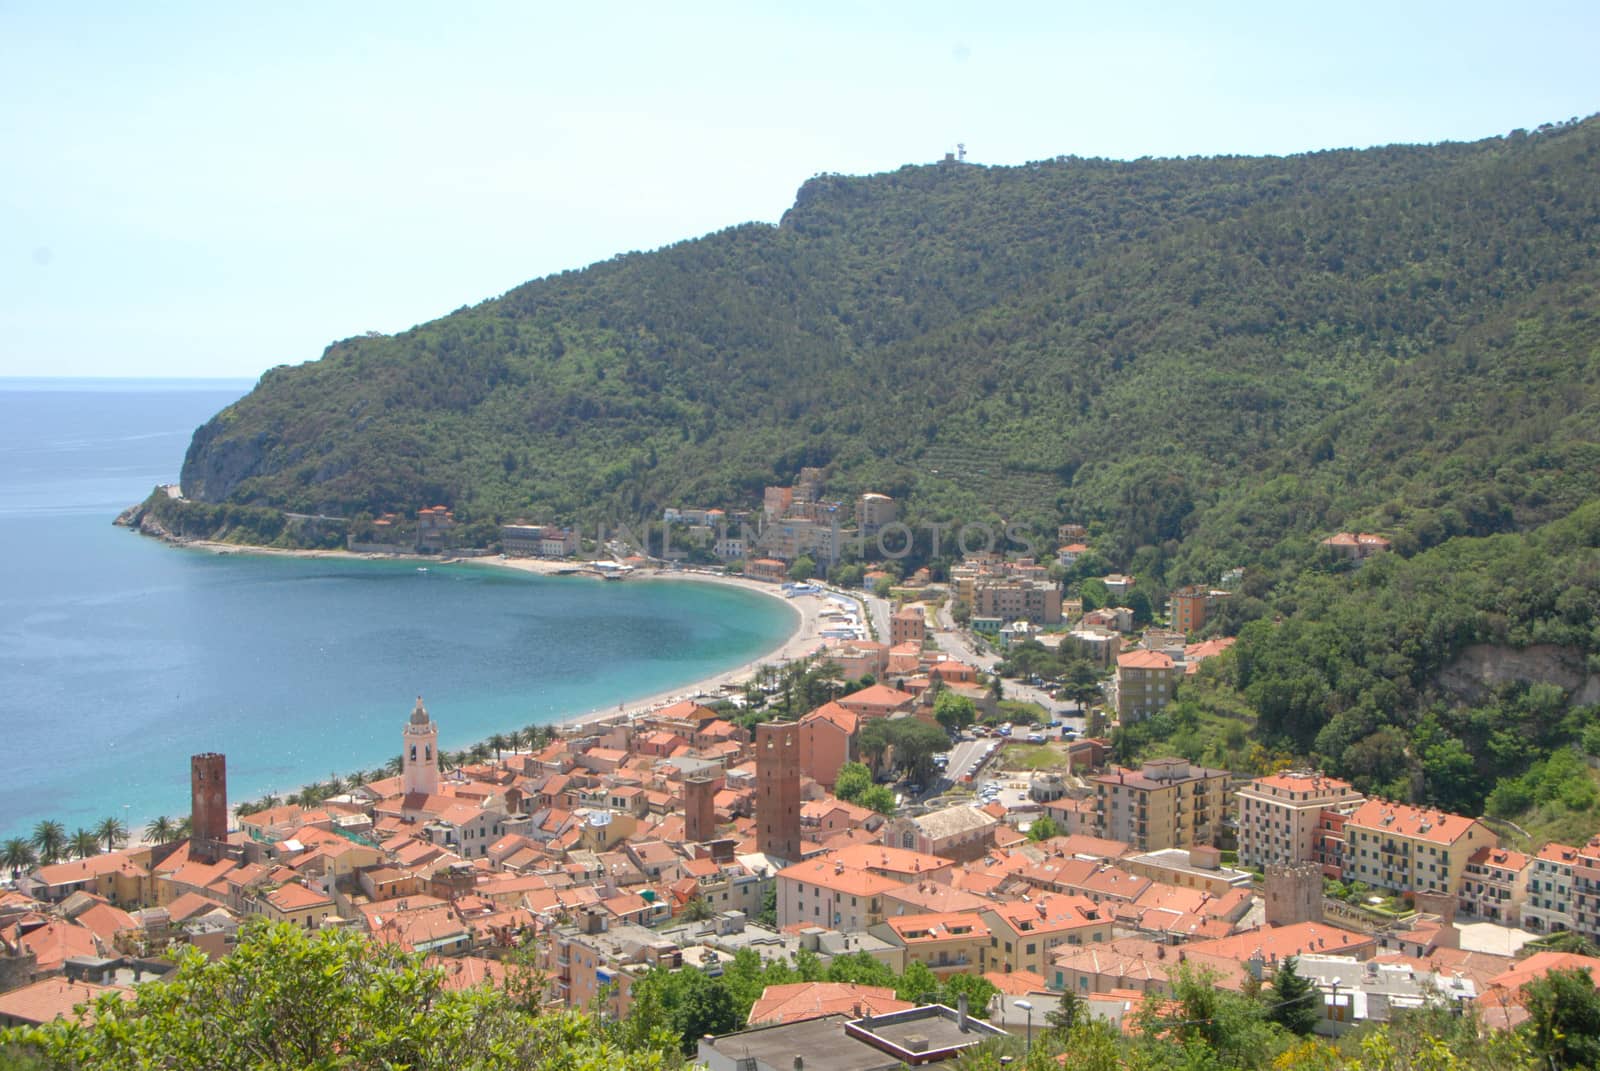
[0,380,795,837]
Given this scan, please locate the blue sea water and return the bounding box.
[0,380,796,838]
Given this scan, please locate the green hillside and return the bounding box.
[178,116,1600,565]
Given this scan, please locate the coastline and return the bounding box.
[486,557,832,731]
[166,536,845,734]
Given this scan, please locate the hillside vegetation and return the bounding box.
[180,117,1600,563]
[169,117,1600,821]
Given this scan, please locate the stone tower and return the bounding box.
[402,696,440,796]
[684,772,719,845]
[756,721,802,863]
[190,753,228,864]
[1264,862,1322,926]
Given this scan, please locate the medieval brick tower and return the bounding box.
[403,696,441,796]
[756,721,802,863]
[190,753,228,864]
[684,772,719,844]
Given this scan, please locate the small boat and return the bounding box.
[417,567,429,574]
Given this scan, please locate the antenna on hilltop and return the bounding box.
[957,143,967,162]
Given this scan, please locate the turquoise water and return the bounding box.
[0,380,796,838]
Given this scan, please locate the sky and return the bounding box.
[3,2,1597,379]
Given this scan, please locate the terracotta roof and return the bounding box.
[776,858,902,897]
[1184,921,1375,966]
[883,910,992,943]
[1347,799,1485,845]
[1117,650,1174,670]
[0,977,131,1026]
[747,982,913,1026]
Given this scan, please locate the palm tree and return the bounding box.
[384,755,403,777]
[70,828,100,860]
[96,816,128,853]
[3,837,37,877]
[508,728,526,754]
[30,820,66,865]
[144,816,176,845]
[176,816,193,840]
[259,794,281,810]
[469,741,491,764]
[489,733,508,762]
[325,773,346,796]
[348,769,368,787]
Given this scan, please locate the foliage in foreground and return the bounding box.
[0,921,676,1071]
[7,926,1600,1071]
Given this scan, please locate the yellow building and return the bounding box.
[248,882,336,930]
[1091,759,1230,852]
[1113,650,1183,723]
[872,911,992,978]
[981,894,1112,976]
[1342,800,1497,896]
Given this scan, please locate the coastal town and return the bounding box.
[3,474,1598,1061]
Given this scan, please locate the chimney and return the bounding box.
[958,992,969,1032]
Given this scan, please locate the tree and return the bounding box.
[1045,988,1085,1032]
[70,829,100,860]
[934,690,977,733]
[30,820,66,866]
[834,762,873,803]
[3,837,37,878]
[858,785,898,815]
[95,817,128,854]
[489,733,508,762]
[631,965,739,1054]
[757,884,777,927]
[1027,816,1060,842]
[825,951,896,988]
[6,920,667,1071]
[1267,956,1320,1036]
[1522,966,1600,1069]
[788,556,816,582]
[939,973,997,1018]
[682,896,713,922]
[895,961,942,1004]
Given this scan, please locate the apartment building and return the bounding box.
[972,579,1062,626]
[1235,771,1365,870]
[1167,586,1231,635]
[1523,842,1578,934]
[1091,759,1230,852]
[981,894,1112,976]
[1112,651,1183,723]
[1457,846,1531,925]
[776,857,900,931]
[871,911,991,978]
[890,606,927,647]
[1341,800,1497,895]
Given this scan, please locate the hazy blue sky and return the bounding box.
[3,2,1597,378]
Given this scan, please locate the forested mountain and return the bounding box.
[180,115,1600,567]
[170,117,1600,821]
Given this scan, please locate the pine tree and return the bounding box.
[1267,956,1320,1036]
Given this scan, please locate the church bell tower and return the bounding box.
[402,696,440,796]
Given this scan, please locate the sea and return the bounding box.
[0,379,796,839]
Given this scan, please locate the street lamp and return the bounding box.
[1013,999,1034,1053]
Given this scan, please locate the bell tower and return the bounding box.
[402,696,440,796]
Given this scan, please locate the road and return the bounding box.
[929,606,1080,720]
